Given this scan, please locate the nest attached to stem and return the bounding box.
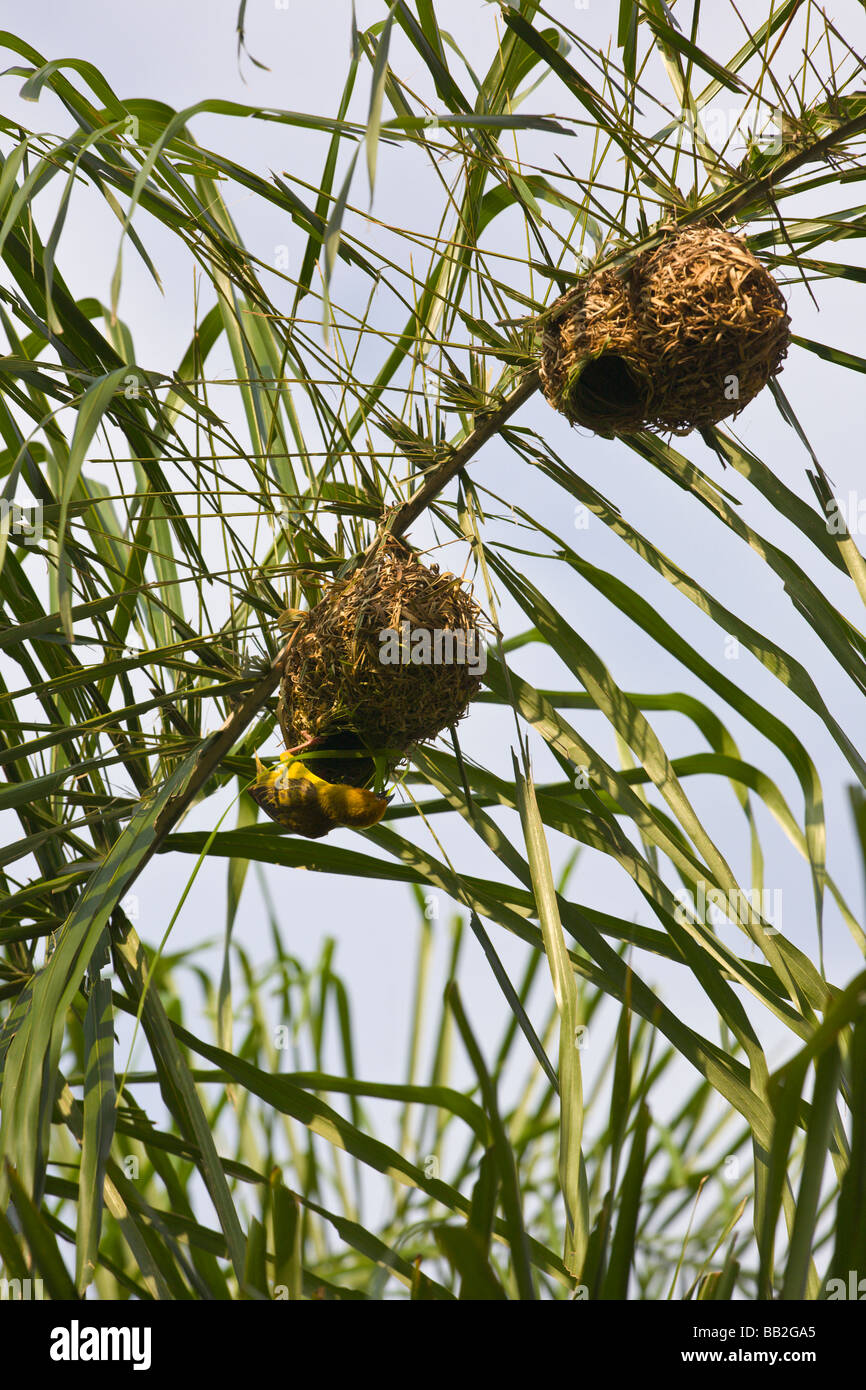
[278,537,485,784]
[539,264,655,436]
[539,225,791,437]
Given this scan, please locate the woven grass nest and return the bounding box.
[539,225,791,437]
[278,537,486,786]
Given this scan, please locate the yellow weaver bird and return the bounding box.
[249,753,390,838]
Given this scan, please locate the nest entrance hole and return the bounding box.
[569,353,649,427]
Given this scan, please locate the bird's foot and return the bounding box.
[280,734,321,760]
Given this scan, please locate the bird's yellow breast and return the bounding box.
[317,782,390,829]
[249,756,389,837]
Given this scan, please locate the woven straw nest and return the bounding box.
[539,225,791,437]
[278,537,486,786]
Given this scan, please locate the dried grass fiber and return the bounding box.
[539,225,790,436]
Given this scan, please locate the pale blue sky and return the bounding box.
[3,1,865,1231]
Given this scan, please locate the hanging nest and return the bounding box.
[538,264,655,436]
[278,537,486,785]
[637,225,791,432]
[539,225,791,437]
